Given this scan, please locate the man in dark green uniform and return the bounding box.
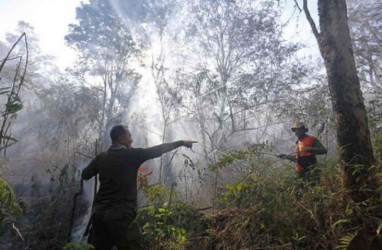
[82,125,196,249]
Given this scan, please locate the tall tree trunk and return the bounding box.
[303,2,382,248]
[303,0,374,193]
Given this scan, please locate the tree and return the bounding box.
[3,22,60,88]
[178,0,303,163]
[347,0,382,89]
[0,22,78,175]
[34,78,103,162]
[346,0,382,164]
[302,0,375,190]
[65,0,142,147]
[142,0,183,183]
[301,1,381,247]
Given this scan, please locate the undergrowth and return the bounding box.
[133,146,382,249]
[1,164,78,249]
[1,146,382,249]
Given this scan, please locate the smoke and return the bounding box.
[70,177,96,242]
[108,0,150,45]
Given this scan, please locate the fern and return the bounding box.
[62,243,95,250]
[0,177,22,227]
[335,232,357,250]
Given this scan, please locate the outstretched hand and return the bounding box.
[183,140,197,148]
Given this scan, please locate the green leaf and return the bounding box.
[331,219,349,228]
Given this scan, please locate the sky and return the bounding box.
[0,0,84,70]
[280,0,320,58]
[0,0,320,71]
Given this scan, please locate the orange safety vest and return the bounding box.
[295,135,316,172]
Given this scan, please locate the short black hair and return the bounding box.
[110,125,128,143]
[291,127,308,132]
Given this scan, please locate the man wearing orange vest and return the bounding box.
[278,121,327,181]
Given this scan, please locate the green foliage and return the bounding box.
[62,243,94,250]
[371,129,382,161]
[138,184,184,248]
[66,0,139,57]
[0,177,22,228]
[136,184,207,249]
[204,147,382,249]
[4,92,23,116]
[146,183,171,204]
[139,205,187,249]
[5,147,381,249]
[209,141,274,172]
[335,232,357,250]
[2,164,79,249]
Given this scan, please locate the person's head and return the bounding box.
[291,121,308,138]
[110,125,133,148]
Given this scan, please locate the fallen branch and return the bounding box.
[12,223,24,241]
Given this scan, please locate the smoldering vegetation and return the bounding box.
[1,0,382,249]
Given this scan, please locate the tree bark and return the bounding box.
[303,2,381,247]
[304,0,374,191]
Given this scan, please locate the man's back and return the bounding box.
[82,141,185,210]
[94,148,142,210]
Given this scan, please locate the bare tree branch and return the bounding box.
[0,33,28,155]
[0,33,27,73]
[293,0,302,12]
[12,223,24,242]
[302,0,320,40]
